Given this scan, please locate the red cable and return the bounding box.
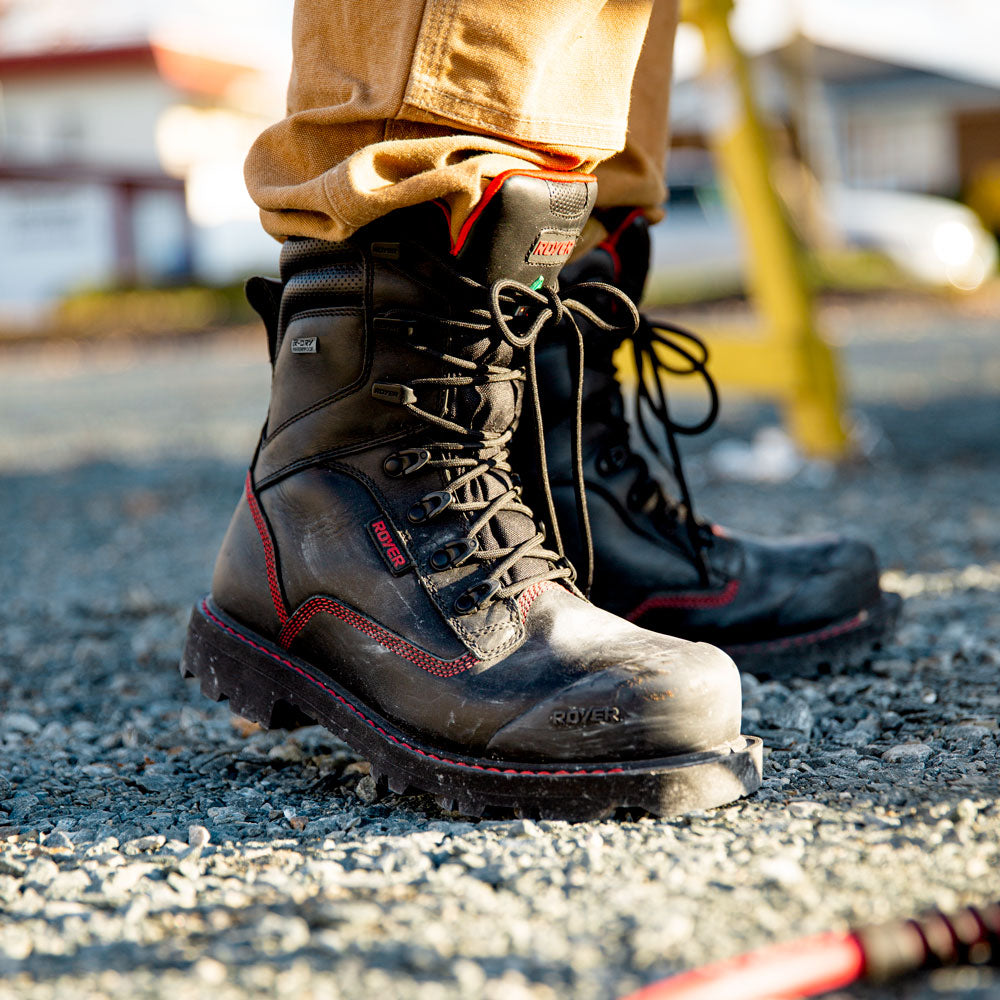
[621,931,866,1000]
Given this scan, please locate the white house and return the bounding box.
[0,19,287,323]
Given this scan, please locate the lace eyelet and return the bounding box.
[407,491,452,524]
[429,538,479,571]
[627,478,659,513]
[454,578,501,616]
[597,444,628,477]
[383,448,431,478]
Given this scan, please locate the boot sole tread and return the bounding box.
[179,597,762,821]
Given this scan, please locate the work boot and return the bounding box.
[180,172,762,820]
[528,207,901,679]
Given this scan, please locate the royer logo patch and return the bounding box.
[367,518,412,575]
[549,706,623,727]
[526,229,578,265]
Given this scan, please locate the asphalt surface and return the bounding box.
[1,290,998,999]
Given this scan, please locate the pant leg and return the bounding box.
[593,0,679,222]
[245,0,655,243]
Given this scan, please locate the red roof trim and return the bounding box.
[0,43,156,76]
[0,42,255,95]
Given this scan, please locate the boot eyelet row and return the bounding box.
[430,537,479,571]
[407,491,453,524]
[454,578,500,615]
[626,479,658,513]
[384,448,431,477]
[596,445,628,477]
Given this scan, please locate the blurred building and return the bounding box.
[0,1,288,323]
[3,0,999,325]
[671,14,1000,200]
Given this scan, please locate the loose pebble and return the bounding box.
[43,830,75,851]
[355,775,380,804]
[123,835,167,856]
[187,826,211,849]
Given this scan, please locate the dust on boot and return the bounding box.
[180,173,762,819]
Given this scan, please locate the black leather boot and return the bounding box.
[530,208,901,679]
[180,172,761,819]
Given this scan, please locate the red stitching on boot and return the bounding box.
[279,581,564,675]
[515,580,562,622]
[597,207,646,283]
[201,600,626,777]
[278,596,479,678]
[626,578,741,621]
[245,471,288,624]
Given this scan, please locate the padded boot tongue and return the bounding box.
[453,171,597,290]
[450,170,597,439]
[445,172,596,585]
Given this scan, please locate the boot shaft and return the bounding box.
[214,171,599,659]
[252,174,598,486]
[527,210,651,479]
[524,208,713,592]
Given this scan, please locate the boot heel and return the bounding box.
[180,599,314,730]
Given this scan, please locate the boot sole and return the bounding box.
[180,597,763,821]
[723,592,903,680]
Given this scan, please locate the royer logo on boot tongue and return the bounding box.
[367,519,412,575]
[526,229,577,264]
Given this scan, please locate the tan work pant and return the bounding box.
[245,0,679,244]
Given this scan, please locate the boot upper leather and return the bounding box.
[209,174,743,763]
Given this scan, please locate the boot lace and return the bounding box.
[586,306,720,585]
[376,278,635,614]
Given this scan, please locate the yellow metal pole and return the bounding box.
[677,0,849,457]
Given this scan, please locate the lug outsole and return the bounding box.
[179,597,763,821]
[723,592,903,680]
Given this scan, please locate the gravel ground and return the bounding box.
[1,292,999,999]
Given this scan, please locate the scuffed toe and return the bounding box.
[485,638,742,762]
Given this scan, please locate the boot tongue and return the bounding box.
[453,171,597,290]
[447,171,597,583]
[450,170,598,434]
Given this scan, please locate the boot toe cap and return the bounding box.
[485,638,742,763]
[777,535,882,627]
